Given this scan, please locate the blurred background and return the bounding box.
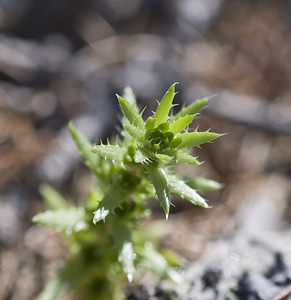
[0,0,291,299]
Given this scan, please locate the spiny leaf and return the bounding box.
[161,149,200,165]
[117,95,145,129]
[68,123,99,174]
[169,114,195,134]
[148,167,170,219]
[178,131,221,148]
[123,123,144,141]
[168,175,210,208]
[134,148,147,163]
[32,207,88,233]
[155,153,172,162]
[93,188,125,223]
[123,87,138,110]
[175,97,209,119]
[154,83,178,127]
[92,144,126,163]
[175,150,200,165]
[169,136,183,148]
[39,184,68,210]
[186,177,223,191]
[112,220,135,282]
[145,117,155,130]
[157,122,170,132]
[134,147,158,166]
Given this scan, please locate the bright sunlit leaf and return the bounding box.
[92,144,126,163]
[117,95,145,129]
[169,114,195,134]
[154,83,178,127]
[186,177,223,191]
[32,207,88,233]
[148,167,170,219]
[93,188,125,223]
[175,150,200,165]
[123,123,144,141]
[168,175,210,208]
[175,97,209,119]
[178,131,221,148]
[123,87,138,110]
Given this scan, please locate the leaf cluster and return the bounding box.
[33,84,222,300]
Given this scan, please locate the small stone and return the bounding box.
[127,286,150,300]
[234,272,280,300]
[202,266,222,292]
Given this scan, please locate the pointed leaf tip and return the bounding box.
[92,144,126,163]
[176,150,201,165]
[175,97,210,120]
[169,114,195,134]
[123,87,137,109]
[178,131,221,148]
[39,184,68,211]
[187,177,223,191]
[123,123,144,141]
[68,122,99,174]
[168,175,210,208]
[154,83,178,127]
[117,94,145,129]
[33,207,88,233]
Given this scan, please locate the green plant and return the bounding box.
[33,83,222,300]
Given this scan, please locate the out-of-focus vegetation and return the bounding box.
[0,1,290,299]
